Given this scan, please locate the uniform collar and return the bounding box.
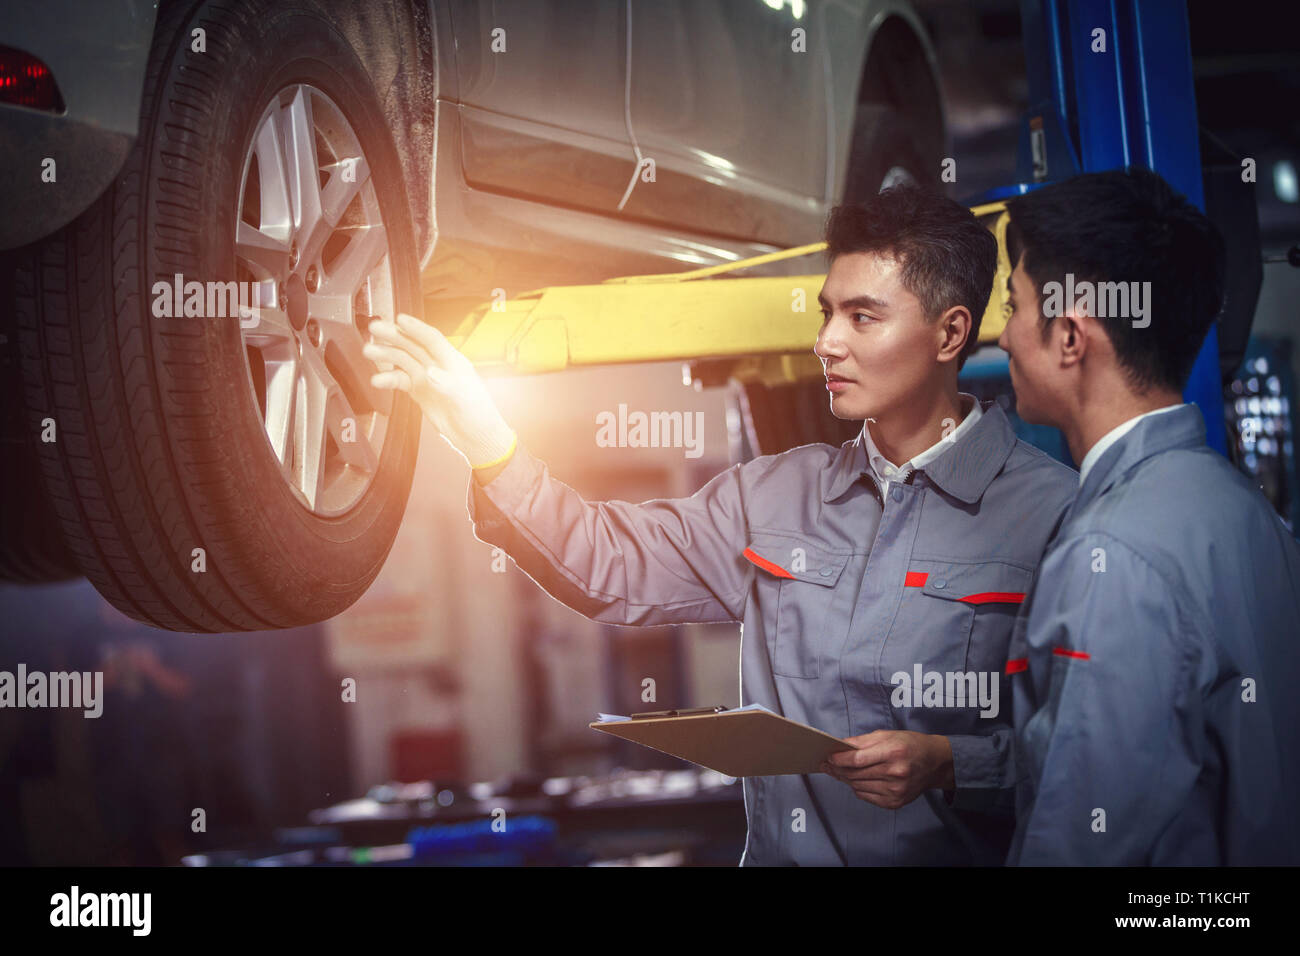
[822,400,1019,505]
[1077,403,1186,485]
[1074,402,1206,509]
[862,393,983,486]
[822,430,869,503]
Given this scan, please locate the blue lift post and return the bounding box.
[1016,0,1229,455]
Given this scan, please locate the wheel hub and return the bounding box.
[284,272,309,332]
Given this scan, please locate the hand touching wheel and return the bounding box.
[363,314,517,471]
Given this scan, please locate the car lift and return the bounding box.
[446,202,1010,390]
[445,0,1228,456]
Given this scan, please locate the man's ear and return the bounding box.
[1057,308,1089,369]
[936,305,972,365]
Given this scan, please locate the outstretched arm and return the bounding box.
[363,314,753,628]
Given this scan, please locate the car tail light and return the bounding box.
[0,45,65,112]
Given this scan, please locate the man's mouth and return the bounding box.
[826,373,854,392]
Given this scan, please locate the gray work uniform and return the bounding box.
[468,402,1076,864]
[1007,404,1300,864]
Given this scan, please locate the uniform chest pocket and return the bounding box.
[901,561,1033,678]
[744,538,849,679]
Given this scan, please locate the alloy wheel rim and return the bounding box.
[234,83,395,517]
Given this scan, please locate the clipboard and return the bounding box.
[589,704,854,777]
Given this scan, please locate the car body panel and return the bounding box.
[2,0,942,319]
[623,0,829,242]
[420,94,796,328]
[423,0,942,319]
[445,0,633,216]
[0,0,157,248]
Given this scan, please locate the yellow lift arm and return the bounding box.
[447,203,1012,388]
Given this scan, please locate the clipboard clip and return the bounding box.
[629,705,728,720]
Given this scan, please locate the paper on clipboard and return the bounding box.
[589,703,854,777]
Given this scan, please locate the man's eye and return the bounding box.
[853,312,873,323]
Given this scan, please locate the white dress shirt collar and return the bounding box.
[861,393,983,491]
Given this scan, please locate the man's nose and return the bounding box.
[815,319,844,358]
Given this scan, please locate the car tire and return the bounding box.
[0,284,79,584]
[736,104,941,457]
[10,0,421,631]
[840,103,941,203]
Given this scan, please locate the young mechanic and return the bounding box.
[363,186,1077,865]
[998,167,1300,864]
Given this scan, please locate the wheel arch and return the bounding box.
[291,0,440,266]
[834,4,947,201]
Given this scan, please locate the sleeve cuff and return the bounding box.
[945,732,1015,813]
[466,439,541,533]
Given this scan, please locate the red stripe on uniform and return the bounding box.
[904,571,929,588]
[1053,647,1091,660]
[1005,658,1028,674]
[742,547,795,579]
[958,591,1026,605]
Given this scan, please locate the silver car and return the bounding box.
[0,0,944,631]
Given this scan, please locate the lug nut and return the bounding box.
[306,319,321,347]
[305,266,319,293]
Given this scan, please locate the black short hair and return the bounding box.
[1005,167,1225,393]
[823,184,997,370]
